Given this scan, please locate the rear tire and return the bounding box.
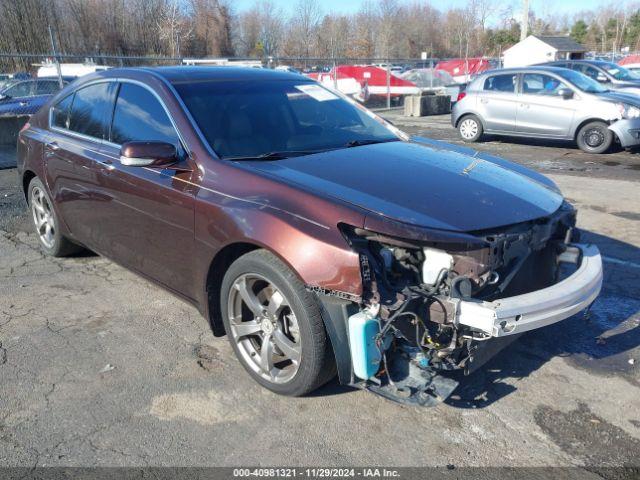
[576,121,613,154]
[458,114,483,142]
[28,177,82,257]
[220,249,336,396]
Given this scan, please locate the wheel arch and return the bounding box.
[573,117,610,141]
[22,170,37,202]
[204,241,262,336]
[455,111,485,129]
[203,240,357,385]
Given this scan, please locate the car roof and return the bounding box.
[550,59,614,66]
[480,66,573,76]
[134,66,311,84]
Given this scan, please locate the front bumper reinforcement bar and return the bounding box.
[456,244,603,337]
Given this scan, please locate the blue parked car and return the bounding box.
[0,78,70,116]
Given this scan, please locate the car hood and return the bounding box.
[601,89,640,105]
[243,140,564,232]
[614,80,640,87]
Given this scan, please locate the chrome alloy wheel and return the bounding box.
[460,118,479,139]
[227,274,302,384]
[31,186,55,249]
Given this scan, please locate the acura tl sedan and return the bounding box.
[17,67,603,405]
[452,66,640,154]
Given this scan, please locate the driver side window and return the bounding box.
[522,74,567,95]
[5,81,33,98]
[575,64,601,81]
[110,83,179,148]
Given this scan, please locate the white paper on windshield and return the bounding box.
[295,84,338,101]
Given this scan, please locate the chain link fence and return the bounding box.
[0,52,491,118]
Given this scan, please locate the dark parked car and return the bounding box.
[0,78,69,116]
[543,60,640,95]
[17,67,602,404]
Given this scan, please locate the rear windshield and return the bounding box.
[173,80,399,159]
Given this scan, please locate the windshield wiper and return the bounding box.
[345,138,400,148]
[224,149,329,162]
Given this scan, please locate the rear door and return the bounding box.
[45,81,117,245]
[97,82,197,299]
[477,73,519,133]
[516,73,577,137]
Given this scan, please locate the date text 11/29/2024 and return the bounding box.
[232,468,401,478]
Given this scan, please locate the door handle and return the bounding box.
[18,101,28,106]
[45,141,60,151]
[480,98,489,104]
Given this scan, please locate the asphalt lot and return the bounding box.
[0,113,639,473]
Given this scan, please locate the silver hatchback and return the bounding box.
[451,66,640,153]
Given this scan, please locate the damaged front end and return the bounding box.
[326,202,603,406]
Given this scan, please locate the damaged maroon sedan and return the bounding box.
[17,67,603,405]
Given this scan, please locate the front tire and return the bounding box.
[458,114,483,142]
[576,121,613,154]
[220,249,335,396]
[28,177,82,257]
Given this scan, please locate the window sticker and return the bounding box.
[295,84,339,102]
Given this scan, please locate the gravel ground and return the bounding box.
[0,114,639,474]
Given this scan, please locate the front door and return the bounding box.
[95,82,197,300]
[516,73,577,137]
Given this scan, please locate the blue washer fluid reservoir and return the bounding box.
[348,306,382,380]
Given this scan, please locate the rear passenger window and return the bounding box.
[68,83,112,139]
[110,83,178,146]
[51,94,74,129]
[483,74,516,93]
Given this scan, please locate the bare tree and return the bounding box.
[376,0,400,58]
[288,0,322,58]
[4,0,640,73]
[157,0,192,57]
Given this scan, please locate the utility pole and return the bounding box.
[520,0,529,41]
[48,26,64,89]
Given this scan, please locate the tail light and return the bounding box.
[19,122,30,134]
[456,92,466,102]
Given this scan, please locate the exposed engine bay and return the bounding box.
[337,202,584,406]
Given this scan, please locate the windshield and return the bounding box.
[601,62,639,81]
[555,69,608,93]
[173,80,401,159]
[0,79,18,94]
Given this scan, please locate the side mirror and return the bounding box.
[119,141,177,167]
[0,94,7,101]
[557,88,574,100]
[596,73,609,83]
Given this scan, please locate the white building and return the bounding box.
[503,35,586,68]
[182,58,263,68]
[35,61,110,78]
